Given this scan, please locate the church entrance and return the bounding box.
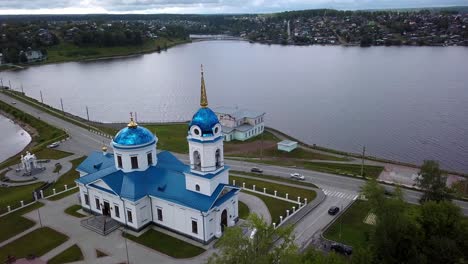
[103,201,110,216]
[221,209,228,232]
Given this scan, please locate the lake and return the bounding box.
[0,115,31,163]
[1,41,467,172]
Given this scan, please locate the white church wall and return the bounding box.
[134,197,151,228]
[113,143,157,173]
[185,174,212,196]
[209,170,229,194]
[188,139,224,173]
[150,196,205,241]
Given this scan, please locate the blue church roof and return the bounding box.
[76,151,239,212]
[76,151,115,174]
[113,126,155,146]
[189,107,219,137]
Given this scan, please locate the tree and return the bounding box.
[208,214,299,264]
[361,180,424,264]
[416,160,452,203]
[300,248,347,264]
[418,201,468,264]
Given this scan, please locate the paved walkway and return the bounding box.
[238,192,271,224]
[14,195,216,264]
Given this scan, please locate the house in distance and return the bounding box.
[213,106,265,142]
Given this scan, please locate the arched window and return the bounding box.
[193,151,201,170]
[215,149,221,168]
[195,184,200,191]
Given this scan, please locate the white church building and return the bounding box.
[75,67,240,243]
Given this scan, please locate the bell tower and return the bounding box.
[187,65,224,176]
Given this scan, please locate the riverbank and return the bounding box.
[1,87,467,178]
[0,37,190,72]
[0,98,68,170]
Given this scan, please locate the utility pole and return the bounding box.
[339,203,342,239]
[40,91,43,104]
[260,131,264,161]
[60,98,64,114]
[37,206,43,227]
[21,84,24,94]
[86,106,90,130]
[361,146,366,177]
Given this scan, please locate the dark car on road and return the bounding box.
[328,206,339,215]
[251,167,263,173]
[330,243,352,255]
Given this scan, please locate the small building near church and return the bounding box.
[277,140,298,152]
[213,107,265,142]
[75,67,240,243]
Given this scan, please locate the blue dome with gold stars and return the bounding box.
[189,107,219,136]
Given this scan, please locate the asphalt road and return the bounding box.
[1,91,467,222]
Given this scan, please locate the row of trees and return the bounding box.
[211,160,468,264]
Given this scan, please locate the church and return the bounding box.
[75,67,240,243]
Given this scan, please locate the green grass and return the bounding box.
[303,162,384,178]
[47,244,83,264]
[249,159,384,179]
[230,175,317,202]
[46,38,188,64]
[0,202,44,243]
[226,131,279,145]
[53,164,63,173]
[323,200,373,248]
[230,170,318,188]
[64,204,86,218]
[243,190,297,225]
[238,201,250,219]
[262,148,348,161]
[3,90,98,134]
[124,229,205,258]
[0,182,44,214]
[44,156,86,198]
[144,123,189,153]
[35,148,73,160]
[0,227,69,261]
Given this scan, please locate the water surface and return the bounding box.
[1,41,467,172]
[0,115,31,163]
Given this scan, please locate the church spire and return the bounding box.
[200,64,208,108]
[127,112,138,128]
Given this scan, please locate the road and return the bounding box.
[1,90,467,246]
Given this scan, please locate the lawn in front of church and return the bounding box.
[47,244,84,264]
[124,228,205,258]
[0,227,69,261]
[0,202,44,243]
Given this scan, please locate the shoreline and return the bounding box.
[0,111,35,164]
[3,88,467,177]
[0,38,191,72]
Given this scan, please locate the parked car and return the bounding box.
[330,242,352,255]
[328,206,340,215]
[47,142,60,148]
[251,167,263,173]
[290,173,305,180]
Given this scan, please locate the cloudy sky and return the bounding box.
[0,0,467,14]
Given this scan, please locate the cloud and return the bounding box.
[0,0,466,14]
